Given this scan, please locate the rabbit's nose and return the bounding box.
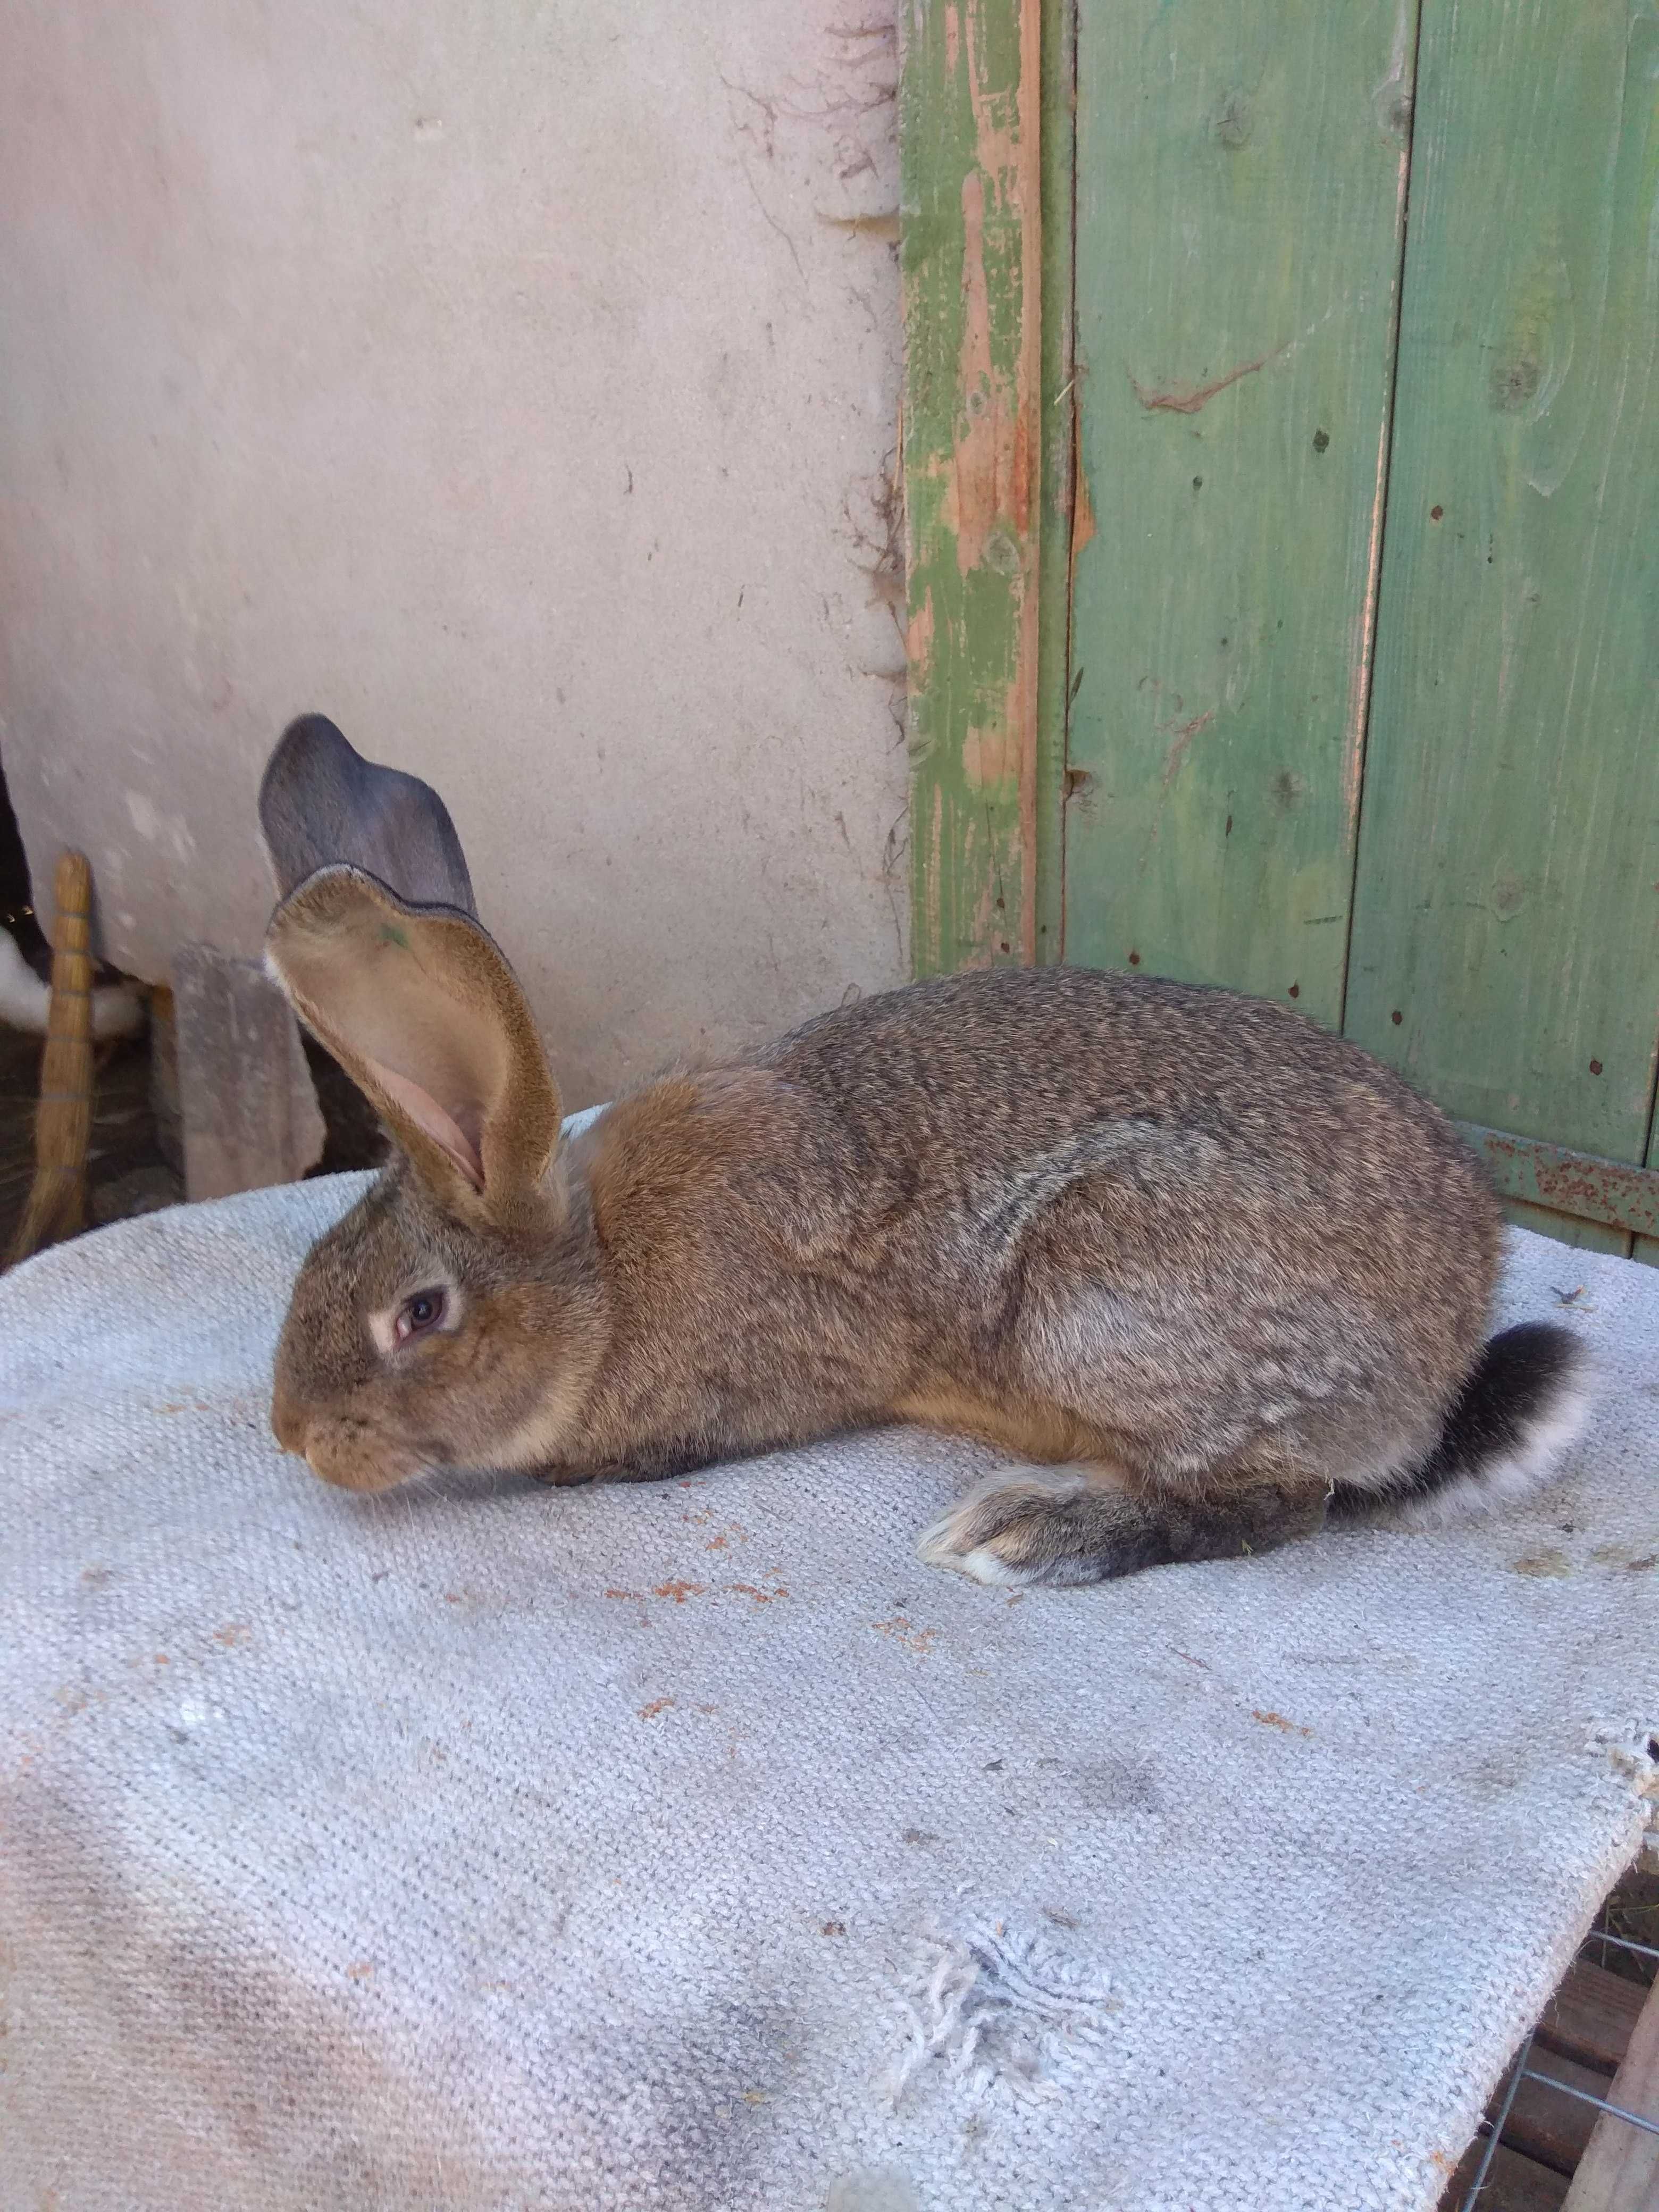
[270,1389,307,1457]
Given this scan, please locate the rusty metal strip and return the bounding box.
[1455,1122,1659,1239]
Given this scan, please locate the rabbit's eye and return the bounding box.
[395,1288,448,1344]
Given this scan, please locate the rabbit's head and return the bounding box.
[258,716,606,1492]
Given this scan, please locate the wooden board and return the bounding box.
[5,850,95,1265]
[1539,1958,1650,2079]
[900,0,1044,975]
[1441,2139,1570,2212]
[1501,2051,1611,2178]
[173,944,325,1203]
[1062,0,1419,1025]
[1561,1970,1659,2209]
[1344,3,1659,1170]
[1503,1203,1633,1262]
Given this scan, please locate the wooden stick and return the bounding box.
[1562,1967,1659,2209]
[6,851,96,1267]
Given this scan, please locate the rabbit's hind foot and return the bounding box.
[915,1461,1328,1588]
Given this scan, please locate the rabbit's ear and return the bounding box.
[267,870,564,1231]
[259,715,476,914]
[258,720,562,1231]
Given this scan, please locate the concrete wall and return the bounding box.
[0,0,907,1108]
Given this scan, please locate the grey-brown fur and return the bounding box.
[261,718,1590,1588]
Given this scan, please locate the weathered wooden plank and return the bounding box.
[6,850,95,1266]
[1033,0,1075,965]
[1502,1202,1632,1260]
[1440,2138,1570,2212]
[173,943,325,1203]
[900,0,1043,975]
[1345,4,1659,1176]
[147,981,182,1175]
[1062,0,1418,1023]
[1501,2050,1611,2176]
[1538,1957,1648,2080]
[1561,1969,1659,2209]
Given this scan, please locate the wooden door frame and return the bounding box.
[898,0,1074,976]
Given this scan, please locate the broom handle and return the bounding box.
[40,850,95,1145]
[5,851,95,1265]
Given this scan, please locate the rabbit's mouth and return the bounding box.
[303,1442,436,1494]
[271,1396,439,1494]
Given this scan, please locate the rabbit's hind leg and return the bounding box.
[916,1456,1328,1589]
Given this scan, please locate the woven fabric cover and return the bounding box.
[4,1170,1657,2211]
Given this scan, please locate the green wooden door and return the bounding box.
[1342,0,1659,1259]
[902,0,1659,1259]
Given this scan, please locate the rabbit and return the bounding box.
[257,714,1593,1588]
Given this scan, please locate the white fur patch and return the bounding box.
[560,1102,609,1140]
[1393,1369,1596,1531]
[926,1543,1028,1589]
[915,1466,1088,1585]
[1327,1435,1435,1498]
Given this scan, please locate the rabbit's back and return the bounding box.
[753,967,1499,1470]
[763,964,1488,1245]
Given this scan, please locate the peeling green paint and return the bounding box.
[900,0,1043,974]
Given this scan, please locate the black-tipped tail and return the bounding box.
[1337,1322,1594,1528]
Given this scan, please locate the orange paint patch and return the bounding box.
[1251,1708,1312,1738]
[1071,444,1097,559]
[726,1583,788,1605]
[905,586,936,687]
[652,1581,706,1604]
[872,1615,940,1656]
[961,724,1018,789]
[947,171,1000,579]
[638,1698,676,1721]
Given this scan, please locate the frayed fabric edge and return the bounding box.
[883,1921,1117,2112]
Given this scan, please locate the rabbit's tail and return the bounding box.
[1334,1321,1594,1529]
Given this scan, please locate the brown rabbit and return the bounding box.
[258,716,1591,1588]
